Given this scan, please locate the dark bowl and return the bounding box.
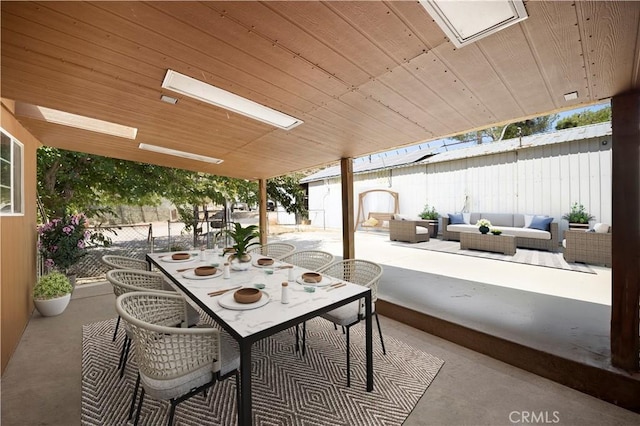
[234,288,262,304]
[302,272,322,283]
[171,252,191,260]
[194,266,217,276]
[257,257,274,266]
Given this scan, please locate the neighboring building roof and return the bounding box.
[300,148,435,182]
[419,121,611,166]
[301,122,612,183]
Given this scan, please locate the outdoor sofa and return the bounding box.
[442,213,558,252]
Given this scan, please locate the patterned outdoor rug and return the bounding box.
[396,239,596,274]
[82,318,444,426]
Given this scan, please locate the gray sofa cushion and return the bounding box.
[481,213,514,227]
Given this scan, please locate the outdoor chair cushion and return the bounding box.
[321,300,376,326]
[448,213,465,224]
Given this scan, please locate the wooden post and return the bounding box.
[341,157,355,260]
[611,90,640,371]
[258,179,268,246]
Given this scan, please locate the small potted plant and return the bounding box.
[33,271,73,317]
[562,202,594,230]
[218,223,260,270]
[418,204,439,237]
[476,219,492,234]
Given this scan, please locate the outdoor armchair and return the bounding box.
[280,250,334,271]
[102,254,150,271]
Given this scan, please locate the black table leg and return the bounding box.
[365,290,374,391]
[239,340,252,425]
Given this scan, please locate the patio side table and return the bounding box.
[460,233,517,255]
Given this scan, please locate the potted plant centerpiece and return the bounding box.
[562,202,594,230]
[33,271,73,316]
[418,204,440,238]
[220,223,260,271]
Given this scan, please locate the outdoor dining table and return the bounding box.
[146,251,374,426]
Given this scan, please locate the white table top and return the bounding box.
[147,251,369,339]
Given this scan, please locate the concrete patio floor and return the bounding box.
[2,228,639,425]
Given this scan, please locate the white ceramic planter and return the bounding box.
[34,294,71,317]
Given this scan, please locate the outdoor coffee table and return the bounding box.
[460,233,517,255]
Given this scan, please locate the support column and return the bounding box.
[340,158,355,260]
[611,90,640,371]
[258,179,268,246]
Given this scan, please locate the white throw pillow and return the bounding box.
[524,214,535,228]
[394,214,409,220]
[462,213,471,224]
[593,223,610,233]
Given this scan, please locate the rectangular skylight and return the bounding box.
[15,103,137,139]
[419,0,528,48]
[161,69,303,130]
[138,143,223,165]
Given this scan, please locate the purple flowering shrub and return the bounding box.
[37,213,109,272]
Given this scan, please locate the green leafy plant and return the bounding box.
[562,202,594,224]
[33,272,72,300]
[491,229,502,235]
[419,204,439,220]
[219,223,260,262]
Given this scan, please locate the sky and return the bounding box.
[354,101,611,163]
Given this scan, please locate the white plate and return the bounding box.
[161,254,197,263]
[218,290,270,310]
[182,269,223,280]
[251,257,281,268]
[295,275,334,287]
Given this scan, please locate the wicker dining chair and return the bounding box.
[106,269,199,378]
[280,250,334,271]
[315,259,386,387]
[248,242,296,259]
[101,255,150,341]
[102,254,150,271]
[116,291,240,426]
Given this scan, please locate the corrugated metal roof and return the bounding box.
[302,122,612,183]
[301,148,435,182]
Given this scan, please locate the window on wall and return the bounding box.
[1,128,24,215]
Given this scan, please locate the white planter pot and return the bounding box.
[34,294,71,317]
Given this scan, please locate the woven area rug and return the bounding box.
[82,318,444,426]
[395,239,595,274]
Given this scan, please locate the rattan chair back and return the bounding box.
[318,259,383,303]
[102,255,149,271]
[249,242,296,259]
[280,250,334,271]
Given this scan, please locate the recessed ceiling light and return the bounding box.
[564,91,579,101]
[160,94,178,105]
[15,103,137,139]
[138,143,223,165]
[161,69,303,130]
[419,0,528,48]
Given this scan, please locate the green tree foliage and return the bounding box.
[555,106,611,130]
[450,114,558,144]
[37,147,307,222]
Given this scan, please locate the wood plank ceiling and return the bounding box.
[2,1,639,180]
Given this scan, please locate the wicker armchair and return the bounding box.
[106,270,199,378]
[389,219,431,243]
[102,255,150,271]
[248,242,296,259]
[563,229,612,267]
[280,250,334,271]
[116,292,240,426]
[313,259,386,387]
